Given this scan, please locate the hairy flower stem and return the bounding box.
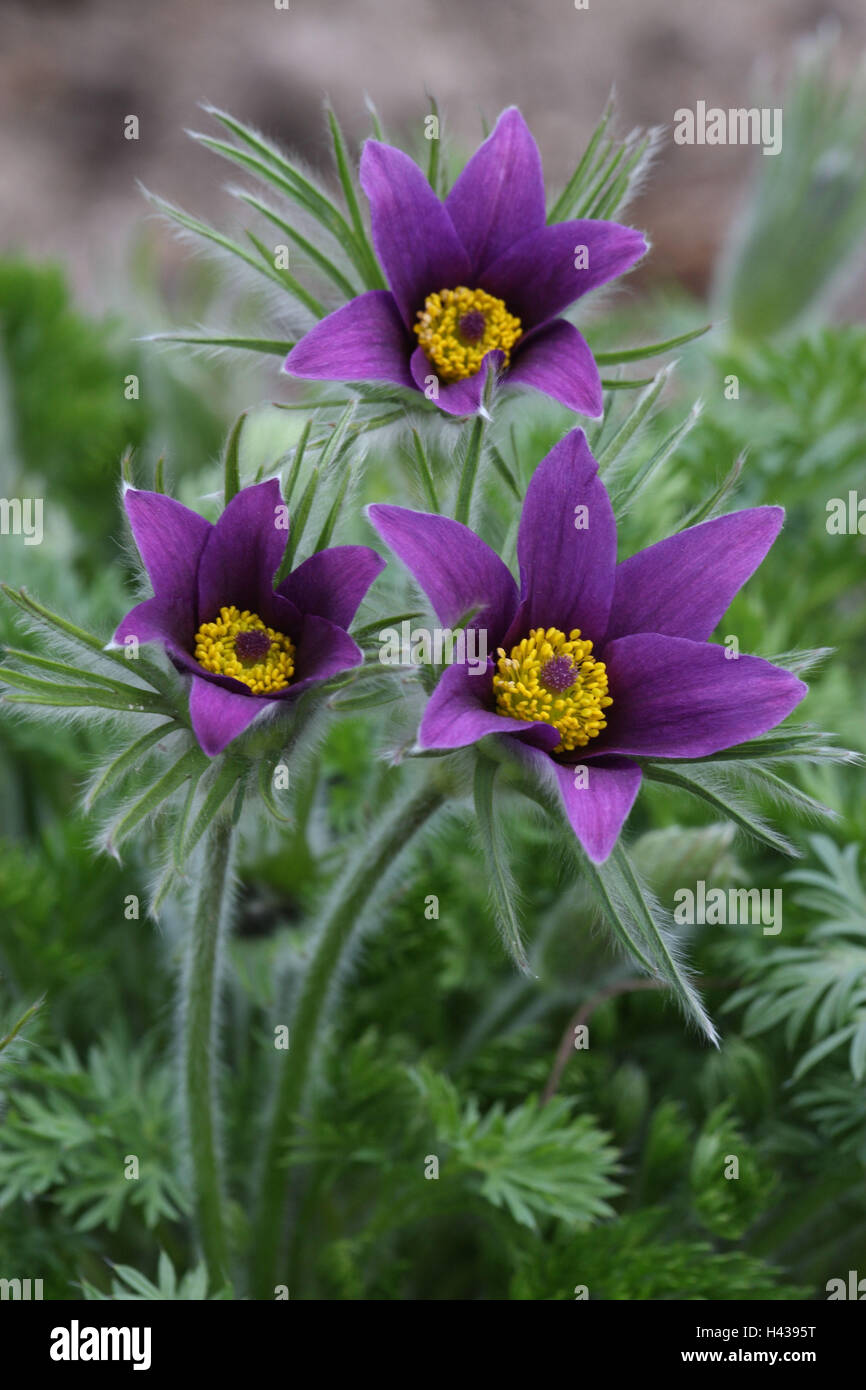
[252,780,445,1298]
[453,414,487,526]
[181,817,234,1292]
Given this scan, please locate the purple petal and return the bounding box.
[504,428,616,646]
[277,545,385,629]
[367,503,518,645]
[599,634,807,758]
[604,508,785,644]
[480,219,648,331]
[409,345,502,417]
[287,612,364,688]
[360,140,471,326]
[284,291,414,388]
[123,488,211,599]
[445,107,545,274]
[505,319,603,418]
[113,596,189,653]
[514,743,642,863]
[189,676,267,757]
[197,479,286,623]
[418,663,561,751]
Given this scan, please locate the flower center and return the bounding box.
[194,605,295,695]
[492,626,612,752]
[414,286,522,381]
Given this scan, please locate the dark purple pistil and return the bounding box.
[235,628,272,663]
[540,655,579,693]
[458,309,486,343]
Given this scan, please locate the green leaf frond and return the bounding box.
[727,836,866,1082]
[81,1252,232,1300]
[0,1034,189,1234]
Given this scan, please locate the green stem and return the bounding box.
[181,818,234,1291]
[251,780,445,1298]
[453,415,486,526]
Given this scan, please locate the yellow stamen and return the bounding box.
[194,605,295,695]
[414,286,522,381]
[492,626,612,752]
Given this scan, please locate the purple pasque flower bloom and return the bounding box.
[114,479,384,757]
[285,108,647,418]
[369,429,806,863]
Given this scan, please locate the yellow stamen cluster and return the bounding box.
[492,627,612,752]
[194,606,295,695]
[414,286,522,381]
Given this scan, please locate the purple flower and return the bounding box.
[369,430,806,862]
[114,479,384,757]
[285,109,647,418]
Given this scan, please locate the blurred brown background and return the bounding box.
[1,0,864,309]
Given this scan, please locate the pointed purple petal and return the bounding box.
[513,742,642,862]
[360,140,471,326]
[505,428,616,645]
[113,596,192,653]
[605,507,785,644]
[284,291,414,388]
[189,676,267,757]
[480,219,648,330]
[409,345,502,416]
[505,319,603,418]
[599,634,807,758]
[445,107,545,274]
[197,479,286,623]
[418,663,561,751]
[123,488,211,599]
[552,756,643,863]
[277,545,385,629]
[367,503,518,644]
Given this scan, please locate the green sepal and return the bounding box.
[84,723,177,812]
[233,189,359,300]
[223,412,246,505]
[104,745,208,857]
[179,757,247,863]
[642,762,798,858]
[597,363,675,473]
[594,323,711,365]
[142,332,293,357]
[324,100,383,290]
[454,415,486,526]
